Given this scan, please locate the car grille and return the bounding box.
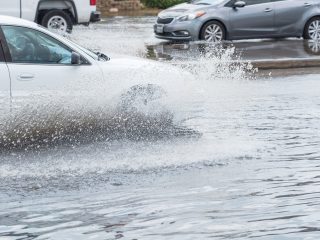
[157,17,174,24]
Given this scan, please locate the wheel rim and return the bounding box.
[47,16,67,32]
[204,24,223,42]
[308,20,320,40]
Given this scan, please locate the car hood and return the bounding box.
[97,57,176,78]
[96,57,191,95]
[158,3,214,18]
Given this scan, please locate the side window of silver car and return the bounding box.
[2,25,73,64]
[244,0,271,5]
[227,0,271,6]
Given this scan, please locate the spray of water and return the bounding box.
[0,57,201,152]
[0,22,261,184]
[170,43,255,80]
[0,42,256,151]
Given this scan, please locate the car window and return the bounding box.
[2,26,73,64]
[227,0,271,6]
[191,0,226,5]
[242,0,271,5]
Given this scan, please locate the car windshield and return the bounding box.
[59,36,109,61]
[38,25,99,60]
[36,24,105,61]
[191,0,225,5]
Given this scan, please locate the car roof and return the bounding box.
[0,15,38,28]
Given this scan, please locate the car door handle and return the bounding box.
[18,74,35,81]
[264,8,273,12]
[304,2,312,7]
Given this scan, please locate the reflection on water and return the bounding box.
[1,17,320,240]
[147,39,320,61]
[2,73,320,239]
[305,40,320,55]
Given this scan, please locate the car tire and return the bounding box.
[303,17,320,40]
[41,10,73,33]
[119,84,167,112]
[200,20,226,42]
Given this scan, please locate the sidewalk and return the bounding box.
[148,39,320,70]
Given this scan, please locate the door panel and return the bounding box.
[1,25,104,109]
[8,63,103,92]
[0,1,21,18]
[228,0,275,39]
[274,0,310,35]
[0,63,11,113]
[7,63,103,110]
[0,30,11,113]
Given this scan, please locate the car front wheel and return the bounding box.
[200,21,226,42]
[118,84,167,113]
[41,10,73,33]
[304,17,320,40]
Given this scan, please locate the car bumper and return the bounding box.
[154,19,202,41]
[90,11,101,22]
[155,32,192,41]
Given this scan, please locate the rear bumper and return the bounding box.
[90,11,101,22]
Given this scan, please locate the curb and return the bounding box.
[250,58,320,70]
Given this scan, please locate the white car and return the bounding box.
[0,16,197,148]
[0,16,185,113]
[0,0,100,33]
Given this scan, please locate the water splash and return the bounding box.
[0,86,198,151]
[0,43,255,152]
[0,22,260,181]
[168,43,255,81]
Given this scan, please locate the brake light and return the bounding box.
[90,0,96,6]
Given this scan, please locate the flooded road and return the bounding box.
[1,17,320,240]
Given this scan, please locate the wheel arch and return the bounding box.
[35,0,78,24]
[199,19,227,40]
[303,15,320,36]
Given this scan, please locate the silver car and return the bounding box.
[154,0,320,42]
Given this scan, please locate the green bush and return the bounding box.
[142,0,187,9]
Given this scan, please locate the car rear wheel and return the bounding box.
[304,17,320,40]
[200,21,226,42]
[41,10,73,33]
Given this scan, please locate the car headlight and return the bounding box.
[178,11,206,22]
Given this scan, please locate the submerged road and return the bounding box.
[1,17,320,240]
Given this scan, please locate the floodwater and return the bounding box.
[1,17,320,240]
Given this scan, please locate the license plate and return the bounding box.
[155,24,164,33]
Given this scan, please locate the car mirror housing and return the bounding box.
[234,1,246,8]
[71,52,81,65]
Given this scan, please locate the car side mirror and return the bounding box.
[71,52,81,65]
[234,1,246,8]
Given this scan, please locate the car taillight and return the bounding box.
[90,0,96,6]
